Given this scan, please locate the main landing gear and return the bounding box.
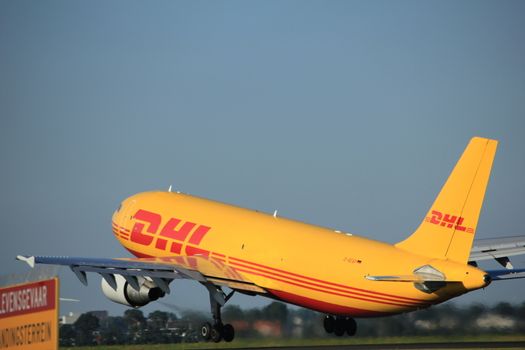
[200,283,235,343]
[323,315,357,336]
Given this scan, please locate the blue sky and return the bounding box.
[1,1,524,316]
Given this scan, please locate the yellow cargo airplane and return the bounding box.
[18,137,525,342]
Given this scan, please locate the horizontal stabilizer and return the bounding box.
[366,264,457,293]
[486,268,525,281]
[366,264,452,283]
[365,275,454,282]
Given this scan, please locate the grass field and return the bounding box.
[60,334,525,350]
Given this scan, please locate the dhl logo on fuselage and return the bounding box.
[112,209,211,256]
[424,210,474,233]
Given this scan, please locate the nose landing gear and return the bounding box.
[323,315,356,336]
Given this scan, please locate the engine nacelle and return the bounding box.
[101,274,165,307]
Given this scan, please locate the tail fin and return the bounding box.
[396,137,498,263]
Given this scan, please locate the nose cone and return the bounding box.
[111,203,127,240]
[112,205,121,225]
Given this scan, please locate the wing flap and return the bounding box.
[206,278,267,294]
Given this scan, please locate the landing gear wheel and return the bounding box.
[345,317,357,336]
[200,322,212,341]
[222,324,235,342]
[334,317,345,336]
[334,326,345,336]
[323,315,335,333]
[210,325,223,343]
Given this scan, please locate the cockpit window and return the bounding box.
[116,204,122,212]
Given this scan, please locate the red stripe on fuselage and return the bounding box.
[229,260,425,306]
[185,246,210,256]
[228,256,425,303]
[112,221,130,233]
[268,289,392,317]
[125,247,154,258]
[232,266,417,307]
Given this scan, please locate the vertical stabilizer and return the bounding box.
[396,137,498,263]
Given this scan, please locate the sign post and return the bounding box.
[0,278,58,350]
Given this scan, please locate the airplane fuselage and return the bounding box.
[112,191,488,317]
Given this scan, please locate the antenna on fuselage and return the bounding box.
[168,185,172,192]
[273,210,278,218]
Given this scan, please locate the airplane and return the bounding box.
[17,137,525,342]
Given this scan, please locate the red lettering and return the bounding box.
[127,209,212,250]
[159,218,196,241]
[155,238,167,250]
[429,210,442,225]
[455,217,467,231]
[188,225,211,245]
[442,214,458,228]
[131,210,162,245]
[170,242,182,254]
[426,209,474,234]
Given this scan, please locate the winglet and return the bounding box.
[60,298,80,302]
[16,255,35,268]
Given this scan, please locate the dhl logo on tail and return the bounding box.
[425,210,474,233]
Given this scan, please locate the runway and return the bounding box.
[206,341,525,350]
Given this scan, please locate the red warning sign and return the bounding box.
[0,278,58,350]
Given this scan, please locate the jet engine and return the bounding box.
[101,274,165,307]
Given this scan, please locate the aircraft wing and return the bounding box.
[16,255,267,295]
[469,235,525,269]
